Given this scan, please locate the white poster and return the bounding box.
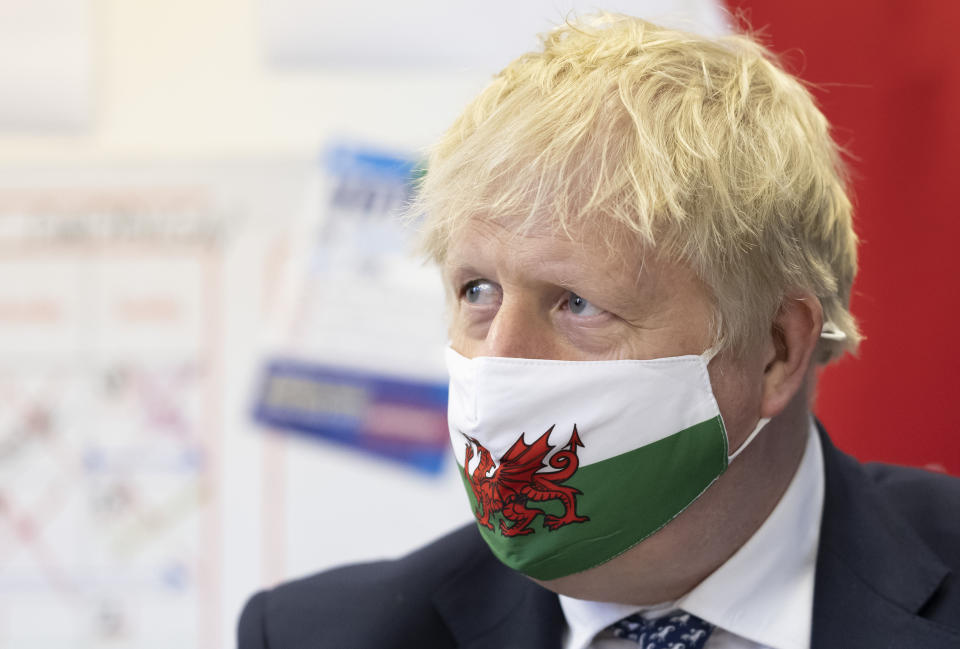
[0,160,473,648]
[0,0,94,130]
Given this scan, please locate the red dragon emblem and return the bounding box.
[462,425,589,537]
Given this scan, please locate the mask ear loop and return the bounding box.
[729,416,771,462]
[700,346,720,365]
[820,321,847,341]
[699,344,770,462]
[726,321,840,461]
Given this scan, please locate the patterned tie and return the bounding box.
[609,610,715,648]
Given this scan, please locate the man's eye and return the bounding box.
[462,280,500,305]
[567,293,604,317]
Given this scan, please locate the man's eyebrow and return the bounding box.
[442,262,487,283]
[535,258,649,308]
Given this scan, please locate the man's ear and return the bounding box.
[760,292,823,419]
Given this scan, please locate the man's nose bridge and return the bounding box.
[484,297,542,359]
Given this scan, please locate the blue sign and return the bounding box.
[253,359,449,474]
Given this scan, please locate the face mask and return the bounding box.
[445,346,768,581]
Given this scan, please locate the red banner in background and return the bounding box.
[725,2,960,474]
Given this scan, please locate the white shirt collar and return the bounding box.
[559,418,825,649]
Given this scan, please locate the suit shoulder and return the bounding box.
[238,524,482,649]
[863,462,960,564]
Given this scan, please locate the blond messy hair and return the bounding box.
[413,12,860,361]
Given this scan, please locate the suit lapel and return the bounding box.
[432,534,563,649]
[812,427,957,648]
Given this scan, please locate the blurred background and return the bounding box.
[0,1,956,648]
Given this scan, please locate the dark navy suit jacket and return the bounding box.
[238,429,960,648]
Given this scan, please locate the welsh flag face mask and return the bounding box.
[445,346,769,581]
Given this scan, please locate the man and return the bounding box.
[239,14,960,649]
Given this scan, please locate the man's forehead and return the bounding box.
[443,215,645,269]
[440,215,696,307]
